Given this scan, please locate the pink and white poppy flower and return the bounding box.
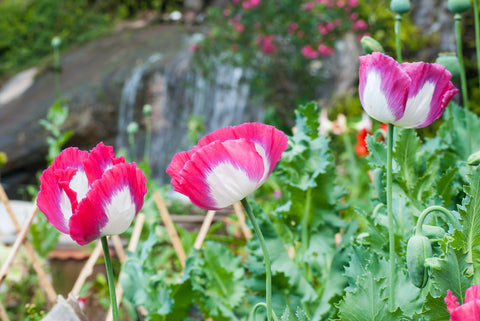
[166,122,288,210]
[37,142,147,245]
[359,52,458,129]
[445,285,480,320]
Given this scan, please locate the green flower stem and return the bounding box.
[241,198,273,321]
[144,113,151,161]
[300,189,312,272]
[386,124,395,312]
[53,46,60,100]
[414,205,459,236]
[474,0,480,89]
[394,14,403,63]
[455,13,469,109]
[343,132,360,198]
[101,236,119,321]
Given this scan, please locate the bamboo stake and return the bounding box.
[0,186,57,304]
[233,202,253,239]
[193,210,216,250]
[111,235,127,263]
[0,300,11,321]
[0,204,38,286]
[153,192,186,268]
[70,241,103,296]
[105,214,145,321]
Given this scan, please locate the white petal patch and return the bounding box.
[393,81,435,128]
[254,143,269,184]
[59,190,73,231]
[101,186,136,236]
[207,162,259,208]
[69,170,90,203]
[362,71,397,123]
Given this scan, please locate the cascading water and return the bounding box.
[115,51,264,184]
[149,53,264,183]
[116,53,163,149]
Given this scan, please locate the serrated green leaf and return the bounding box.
[295,102,320,139]
[420,293,450,321]
[428,245,472,303]
[453,165,480,280]
[394,129,421,192]
[436,167,459,206]
[438,103,480,161]
[366,134,388,170]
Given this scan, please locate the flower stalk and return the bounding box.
[101,236,119,321]
[394,14,403,63]
[241,198,273,321]
[387,124,395,311]
[454,13,469,109]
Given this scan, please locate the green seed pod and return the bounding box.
[373,168,386,204]
[143,104,152,116]
[127,121,139,135]
[406,235,432,288]
[435,53,461,82]
[51,36,61,48]
[390,0,411,14]
[447,0,470,13]
[360,36,385,54]
[422,224,446,240]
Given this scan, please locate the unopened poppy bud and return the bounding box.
[435,53,461,81]
[127,121,139,135]
[390,0,411,14]
[51,37,61,48]
[407,234,432,288]
[143,104,152,116]
[360,36,385,54]
[447,0,470,13]
[467,150,480,166]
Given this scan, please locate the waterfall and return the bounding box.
[148,53,264,183]
[115,51,264,184]
[116,53,163,149]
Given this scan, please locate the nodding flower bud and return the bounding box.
[51,37,61,48]
[360,36,385,54]
[448,0,470,13]
[435,53,461,82]
[390,0,411,14]
[406,234,432,288]
[127,121,139,136]
[143,104,152,116]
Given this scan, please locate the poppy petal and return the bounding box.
[359,52,410,124]
[83,142,125,186]
[394,62,458,128]
[37,147,88,234]
[174,139,265,210]
[69,163,147,245]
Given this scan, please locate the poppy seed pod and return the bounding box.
[447,0,470,13]
[435,53,461,81]
[360,36,385,54]
[390,0,411,14]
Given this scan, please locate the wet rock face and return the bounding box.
[0,24,189,196]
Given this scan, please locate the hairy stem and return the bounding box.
[387,124,395,312]
[101,236,119,321]
[241,199,273,321]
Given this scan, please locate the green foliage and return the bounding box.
[38,100,74,164]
